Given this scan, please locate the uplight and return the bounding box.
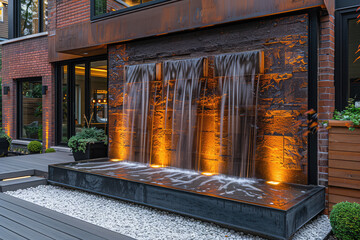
[150,164,163,168]
[201,172,215,176]
[110,159,123,162]
[267,181,280,185]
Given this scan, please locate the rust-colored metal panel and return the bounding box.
[51,0,324,61]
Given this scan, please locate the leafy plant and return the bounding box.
[27,141,42,153]
[333,99,360,130]
[0,128,11,145]
[330,202,360,240]
[45,148,56,153]
[68,128,107,153]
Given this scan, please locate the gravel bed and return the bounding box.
[6,186,331,240]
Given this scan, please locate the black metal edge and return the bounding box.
[47,178,288,240]
[307,8,320,186]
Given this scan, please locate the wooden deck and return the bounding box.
[0,152,74,178]
[0,193,134,240]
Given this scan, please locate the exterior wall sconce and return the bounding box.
[3,86,9,95]
[42,86,48,95]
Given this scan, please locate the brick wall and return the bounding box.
[56,0,90,29]
[318,12,336,214]
[2,36,55,149]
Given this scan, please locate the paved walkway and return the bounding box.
[0,193,134,240]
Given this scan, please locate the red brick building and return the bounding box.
[1,0,359,215]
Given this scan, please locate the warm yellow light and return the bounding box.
[201,172,216,176]
[110,159,123,162]
[267,181,280,185]
[150,164,164,168]
[2,176,31,182]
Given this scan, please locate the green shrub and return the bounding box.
[333,99,360,130]
[0,128,11,145]
[45,148,56,153]
[330,202,360,240]
[27,141,42,153]
[68,128,107,153]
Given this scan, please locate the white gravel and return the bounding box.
[5,185,331,240]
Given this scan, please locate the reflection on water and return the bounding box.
[65,160,314,210]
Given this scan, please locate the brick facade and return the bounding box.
[55,0,90,29]
[318,13,336,214]
[2,36,55,149]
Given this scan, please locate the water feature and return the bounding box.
[120,52,259,178]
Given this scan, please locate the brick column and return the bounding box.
[318,13,335,214]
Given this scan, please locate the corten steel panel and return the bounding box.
[52,0,324,59]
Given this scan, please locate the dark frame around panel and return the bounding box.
[307,8,320,185]
[90,0,173,21]
[335,7,360,111]
[55,55,108,146]
[16,77,43,141]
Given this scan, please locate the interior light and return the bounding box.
[98,99,102,103]
[267,181,280,185]
[92,100,96,103]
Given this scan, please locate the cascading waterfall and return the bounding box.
[163,58,204,170]
[215,52,259,178]
[123,63,156,163]
[121,52,259,178]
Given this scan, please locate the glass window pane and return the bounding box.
[20,80,42,140]
[349,19,360,104]
[43,0,48,31]
[90,60,108,132]
[61,66,68,143]
[20,0,39,36]
[75,64,86,133]
[94,0,159,16]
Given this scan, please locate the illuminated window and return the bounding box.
[92,0,168,18]
[0,7,3,22]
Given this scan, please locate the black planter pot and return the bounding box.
[0,138,10,157]
[72,142,108,161]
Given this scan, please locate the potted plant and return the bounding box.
[68,127,108,161]
[0,128,12,157]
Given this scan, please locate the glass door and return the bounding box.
[57,57,108,145]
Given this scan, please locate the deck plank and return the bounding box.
[0,225,28,240]
[0,193,134,240]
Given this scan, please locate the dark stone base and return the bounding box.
[48,159,325,240]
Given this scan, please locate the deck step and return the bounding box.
[0,176,47,192]
[0,170,35,180]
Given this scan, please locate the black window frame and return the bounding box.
[9,0,47,38]
[90,0,172,21]
[335,6,360,111]
[17,77,43,141]
[55,55,108,146]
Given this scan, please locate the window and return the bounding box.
[335,8,360,110]
[11,0,48,38]
[57,57,108,145]
[91,0,168,19]
[17,78,42,140]
[0,7,3,22]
